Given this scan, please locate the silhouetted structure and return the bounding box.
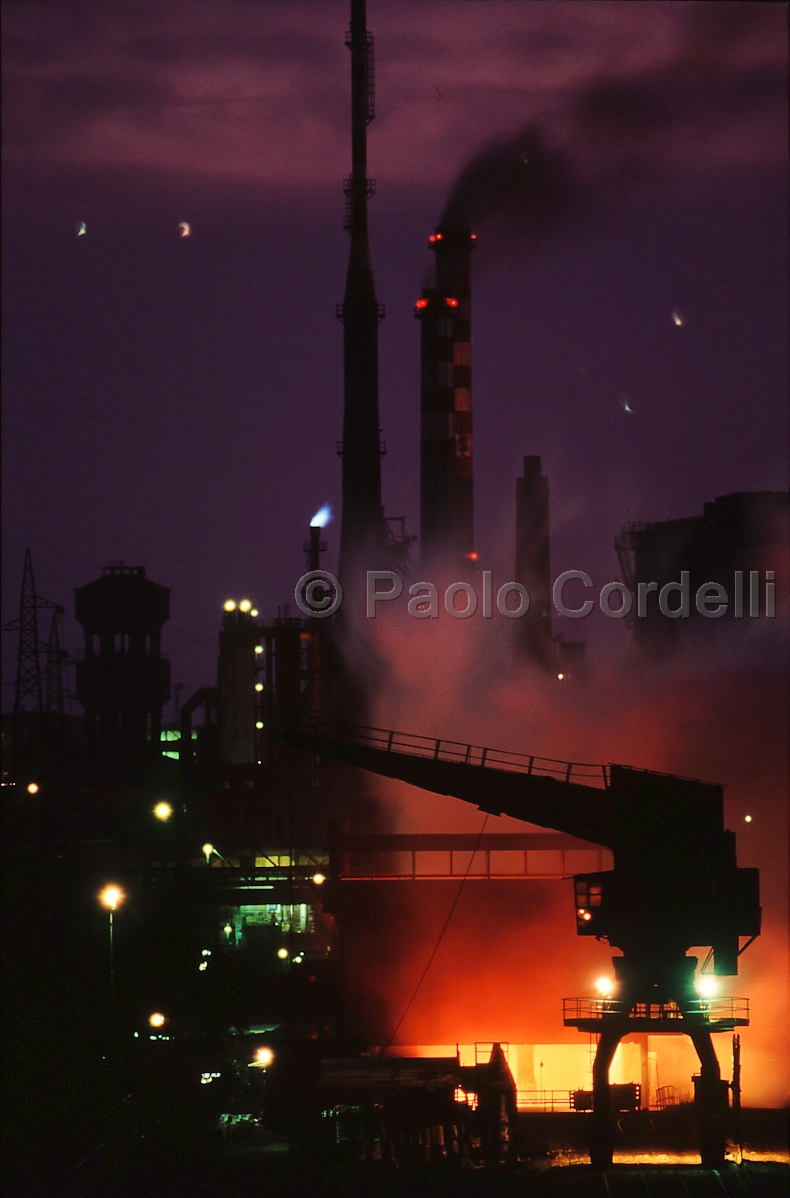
[615,490,788,657]
[217,604,261,764]
[417,227,475,571]
[75,562,170,753]
[337,0,385,583]
[514,456,552,667]
[306,723,760,1170]
[512,457,584,676]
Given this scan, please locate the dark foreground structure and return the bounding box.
[305,724,761,1171]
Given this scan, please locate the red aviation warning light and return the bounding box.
[416,297,429,309]
[445,298,458,307]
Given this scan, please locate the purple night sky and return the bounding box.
[2,0,788,1104]
[3,1,786,690]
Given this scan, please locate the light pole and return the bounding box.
[99,885,125,1011]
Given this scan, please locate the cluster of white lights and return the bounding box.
[223,599,259,617]
[200,1072,222,1085]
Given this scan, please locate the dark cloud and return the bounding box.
[440,126,583,234]
[436,4,786,235]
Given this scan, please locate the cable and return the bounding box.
[378,810,490,1059]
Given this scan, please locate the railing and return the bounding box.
[313,724,609,789]
[563,997,749,1027]
[656,1084,692,1110]
[517,1089,574,1112]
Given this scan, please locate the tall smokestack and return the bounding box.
[417,227,476,571]
[337,0,385,582]
[514,455,552,668]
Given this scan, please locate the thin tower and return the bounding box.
[337,0,385,582]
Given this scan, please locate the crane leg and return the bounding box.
[687,1027,728,1169]
[590,1026,621,1169]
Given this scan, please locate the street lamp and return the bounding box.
[153,801,173,821]
[202,843,228,865]
[99,885,125,1010]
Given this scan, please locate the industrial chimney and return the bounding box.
[337,0,385,584]
[513,456,552,668]
[416,227,476,572]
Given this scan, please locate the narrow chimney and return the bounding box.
[417,227,476,571]
[337,0,385,583]
[514,455,552,667]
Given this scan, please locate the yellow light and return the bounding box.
[255,721,264,730]
[202,843,215,862]
[744,815,753,823]
[254,645,263,655]
[153,801,173,821]
[312,873,326,885]
[239,599,252,613]
[27,782,40,795]
[696,976,718,998]
[255,682,264,692]
[277,948,289,960]
[148,1012,166,1028]
[594,976,614,996]
[223,600,236,612]
[577,908,592,922]
[100,885,124,910]
[250,608,259,618]
[557,673,565,681]
[255,1047,274,1067]
[223,924,233,935]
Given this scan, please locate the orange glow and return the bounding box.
[435,232,443,240]
[428,234,436,243]
[348,563,789,1108]
[99,885,124,910]
[445,298,458,307]
[470,233,477,240]
[26,782,39,794]
[466,552,479,562]
[416,298,429,309]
